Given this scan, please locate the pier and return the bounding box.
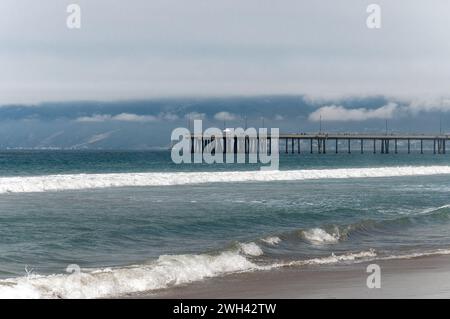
[278,133,448,154]
[189,133,450,154]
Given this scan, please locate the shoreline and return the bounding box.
[137,254,450,299]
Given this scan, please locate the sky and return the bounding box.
[0,1,450,148]
[1,0,450,104]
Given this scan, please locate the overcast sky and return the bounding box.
[1,0,450,105]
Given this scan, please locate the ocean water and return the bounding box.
[1,150,450,298]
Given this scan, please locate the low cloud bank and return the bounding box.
[309,103,398,122]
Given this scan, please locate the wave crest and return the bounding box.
[0,250,258,299]
[4,245,450,299]
[2,165,450,193]
[301,228,340,244]
[239,242,264,256]
[261,236,282,245]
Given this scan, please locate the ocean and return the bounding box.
[1,150,450,298]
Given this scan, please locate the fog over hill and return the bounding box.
[0,95,449,149]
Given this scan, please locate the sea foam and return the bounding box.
[261,236,282,245]
[1,165,450,194]
[3,244,450,299]
[239,242,264,256]
[301,228,340,244]
[0,250,259,299]
[0,245,374,299]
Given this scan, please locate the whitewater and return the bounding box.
[1,238,449,299]
[3,204,450,299]
[2,150,450,299]
[1,165,450,193]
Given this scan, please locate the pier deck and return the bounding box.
[189,133,450,154]
[278,133,449,154]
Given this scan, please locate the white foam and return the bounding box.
[0,248,373,299]
[239,242,264,256]
[4,247,450,299]
[378,248,450,261]
[261,236,282,245]
[1,165,450,193]
[301,250,377,265]
[260,250,378,269]
[417,204,450,215]
[0,251,258,299]
[301,228,340,244]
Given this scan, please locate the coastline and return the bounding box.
[137,254,450,299]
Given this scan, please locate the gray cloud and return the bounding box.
[214,111,239,121]
[76,114,113,123]
[309,102,398,122]
[185,112,206,120]
[75,112,177,123]
[0,95,449,149]
[1,1,450,105]
[407,98,450,114]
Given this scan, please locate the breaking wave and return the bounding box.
[1,232,450,299]
[1,203,450,298]
[300,228,341,244]
[261,236,282,245]
[238,242,264,256]
[0,242,376,299]
[289,205,450,246]
[1,165,450,193]
[0,250,258,299]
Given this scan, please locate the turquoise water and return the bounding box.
[1,149,450,175]
[0,150,450,297]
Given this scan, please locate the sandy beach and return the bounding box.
[140,255,450,299]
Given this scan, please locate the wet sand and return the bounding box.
[137,255,450,299]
